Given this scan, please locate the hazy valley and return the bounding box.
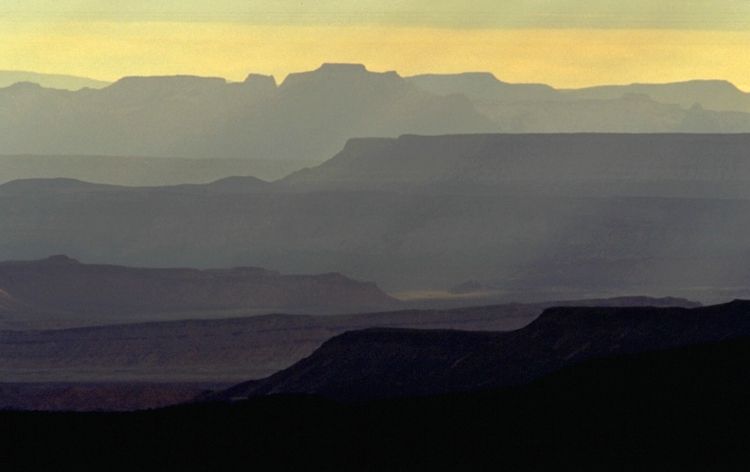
[3,57,750,469]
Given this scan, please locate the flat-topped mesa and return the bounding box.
[317,63,369,75]
[243,73,276,86]
[280,63,402,89]
[528,299,750,336]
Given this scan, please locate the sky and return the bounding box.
[1,1,750,89]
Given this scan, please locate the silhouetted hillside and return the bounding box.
[0,382,223,412]
[4,325,750,469]
[223,300,750,400]
[0,256,398,326]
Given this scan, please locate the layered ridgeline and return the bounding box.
[217,300,750,401]
[0,255,398,327]
[2,134,750,299]
[0,71,110,90]
[408,73,750,112]
[3,64,750,174]
[283,133,750,197]
[0,296,692,383]
[0,155,307,186]
[408,73,750,132]
[0,64,492,161]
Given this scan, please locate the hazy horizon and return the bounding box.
[4,63,750,93]
[2,1,750,89]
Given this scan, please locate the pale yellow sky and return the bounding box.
[2,1,750,90]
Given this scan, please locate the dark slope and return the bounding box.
[0,382,225,412]
[0,296,691,382]
[225,300,750,400]
[4,333,750,469]
[0,256,398,326]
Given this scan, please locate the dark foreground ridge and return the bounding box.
[4,330,750,469]
[217,300,750,401]
[0,296,697,389]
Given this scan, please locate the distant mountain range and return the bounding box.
[3,134,750,299]
[0,71,110,90]
[2,64,750,170]
[0,64,492,161]
[217,300,750,401]
[409,73,750,112]
[0,255,398,328]
[0,155,306,186]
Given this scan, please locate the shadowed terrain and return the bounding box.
[217,300,749,401]
[0,296,693,386]
[4,304,750,468]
